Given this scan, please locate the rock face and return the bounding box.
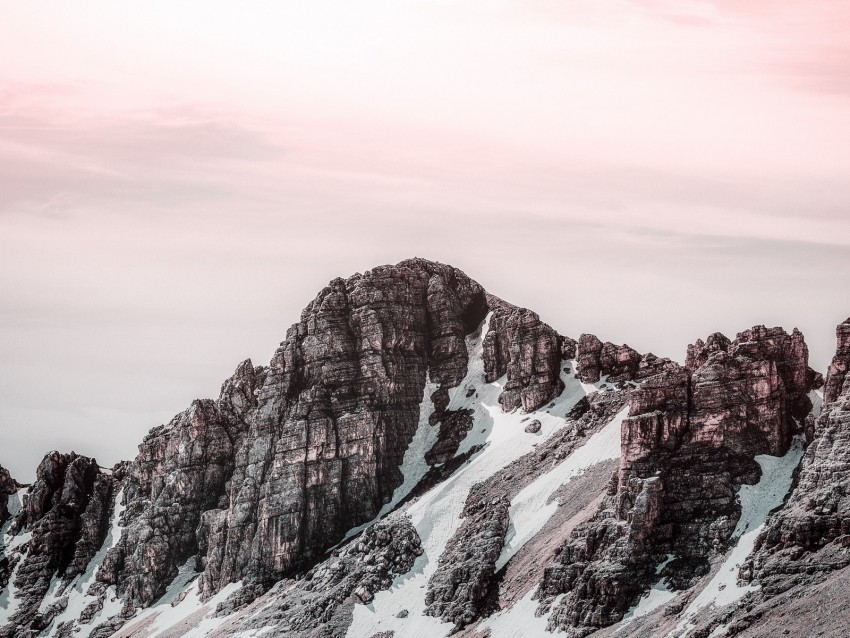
[482,301,567,412]
[824,317,850,406]
[538,325,819,637]
[97,259,556,611]
[1,452,114,635]
[0,465,18,527]
[746,318,850,596]
[576,333,677,384]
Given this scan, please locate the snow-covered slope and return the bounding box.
[347,322,606,638]
[0,260,841,638]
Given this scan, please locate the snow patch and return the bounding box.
[0,488,33,625]
[0,556,25,624]
[114,559,241,638]
[809,389,823,420]
[0,539,32,622]
[2,530,31,555]
[621,580,675,625]
[495,404,627,571]
[2,487,25,528]
[479,587,563,638]
[378,371,441,518]
[1,487,29,552]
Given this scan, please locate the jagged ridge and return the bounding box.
[0,260,847,638]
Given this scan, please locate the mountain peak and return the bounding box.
[0,262,847,638]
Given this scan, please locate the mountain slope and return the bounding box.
[0,259,846,638]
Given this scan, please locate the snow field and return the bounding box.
[496,404,627,571]
[347,322,607,638]
[479,588,565,638]
[109,558,242,638]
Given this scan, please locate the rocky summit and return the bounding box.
[0,259,847,638]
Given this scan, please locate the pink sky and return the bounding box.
[2,0,850,480]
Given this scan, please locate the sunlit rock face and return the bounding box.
[482,301,567,412]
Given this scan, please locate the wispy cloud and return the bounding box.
[0,1,848,480]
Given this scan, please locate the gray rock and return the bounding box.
[540,325,821,637]
[1,452,112,636]
[213,516,422,637]
[524,419,542,434]
[482,301,566,412]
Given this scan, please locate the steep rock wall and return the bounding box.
[539,325,819,637]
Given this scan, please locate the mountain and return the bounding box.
[1,258,848,638]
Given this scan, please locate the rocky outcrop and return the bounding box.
[576,334,604,383]
[65,472,117,581]
[482,301,567,412]
[0,465,18,527]
[688,325,815,457]
[538,325,819,637]
[619,366,690,466]
[1,452,110,635]
[746,318,850,595]
[98,361,262,609]
[576,334,677,385]
[424,493,510,628]
[204,516,422,638]
[685,331,732,369]
[824,317,850,406]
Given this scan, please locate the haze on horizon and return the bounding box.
[2,0,849,482]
